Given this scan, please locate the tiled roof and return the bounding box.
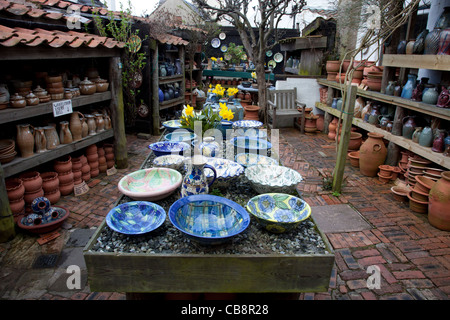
[0,24,125,48]
[154,33,188,46]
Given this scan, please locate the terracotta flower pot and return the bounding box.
[106,160,115,169]
[87,153,98,163]
[99,164,107,173]
[391,167,401,180]
[41,172,59,193]
[82,172,91,182]
[59,181,74,196]
[415,175,436,193]
[81,163,91,174]
[58,171,74,185]
[378,172,392,184]
[24,188,44,204]
[6,178,25,201]
[411,188,429,202]
[105,153,114,161]
[359,132,387,177]
[97,147,105,157]
[90,168,99,178]
[98,156,106,165]
[407,191,428,214]
[244,105,260,121]
[86,144,98,155]
[391,186,409,202]
[348,151,360,167]
[104,143,114,154]
[71,157,83,171]
[54,155,72,173]
[9,196,25,215]
[428,171,450,231]
[19,171,43,193]
[89,161,99,170]
[379,165,394,177]
[44,188,60,205]
[326,60,340,73]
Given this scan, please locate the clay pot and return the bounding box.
[34,127,47,153]
[366,78,382,91]
[326,60,340,73]
[90,168,99,178]
[9,196,25,215]
[82,172,91,182]
[59,181,74,196]
[379,165,394,177]
[327,72,337,81]
[24,188,44,204]
[411,188,429,202]
[87,153,99,163]
[348,151,360,167]
[54,155,72,173]
[80,154,88,165]
[58,171,74,185]
[44,126,60,150]
[6,178,25,201]
[105,153,114,161]
[391,167,401,180]
[377,172,392,184]
[98,156,106,165]
[81,163,91,174]
[73,169,82,182]
[415,175,436,193]
[59,121,73,144]
[428,171,450,231]
[94,77,109,92]
[79,77,96,95]
[391,186,409,202]
[316,115,325,132]
[99,164,107,173]
[10,93,26,108]
[88,160,99,170]
[86,114,96,135]
[106,160,115,169]
[71,157,83,171]
[16,123,35,158]
[44,188,60,205]
[337,132,362,150]
[359,132,387,177]
[244,105,260,121]
[95,114,105,132]
[407,191,428,214]
[97,147,105,157]
[69,111,85,141]
[86,144,98,155]
[41,172,59,193]
[19,171,42,193]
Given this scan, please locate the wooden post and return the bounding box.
[323,86,335,134]
[386,105,405,165]
[0,164,15,243]
[109,56,128,169]
[151,41,160,136]
[332,84,357,194]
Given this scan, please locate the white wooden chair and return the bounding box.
[267,88,306,133]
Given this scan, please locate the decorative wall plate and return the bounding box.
[137,103,149,117]
[268,60,276,68]
[219,32,226,40]
[211,38,220,48]
[127,35,142,53]
[224,53,232,61]
[274,52,283,63]
[266,50,273,57]
[220,45,228,52]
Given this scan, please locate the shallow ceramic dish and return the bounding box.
[245,164,303,194]
[168,194,250,245]
[162,119,182,132]
[234,128,268,139]
[18,206,70,234]
[205,157,244,187]
[118,168,182,201]
[148,141,191,157]
[230,136,272,151]
[164,131,197,143]
[232,120,263,129]
[153,155,185,170]
[106,201,166,235]
[235,153,279,167]
[246,193,311,233]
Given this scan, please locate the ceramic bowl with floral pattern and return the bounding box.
[235,153,278,167]
[153,155,185,170]
[245,164,303,194]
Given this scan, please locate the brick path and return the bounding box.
[1,129,449,300]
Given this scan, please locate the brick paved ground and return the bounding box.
[1,129,449,300]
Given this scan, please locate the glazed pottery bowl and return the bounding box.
[204,157,244,187]
[18,206,69,234]
[232,120,263,129]
[168,194,250,245]
[246,193,311,233]
[162,119,182,132]
[235,153,279,167]
[234,128,268,139]
[106,201,166,235]
[148,141,191,157]
[230,136,272,152]
[245,164,303,194]
[118,168,182,201]
[153,155,185,170]
[164,131,197,143]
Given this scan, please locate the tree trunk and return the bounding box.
[256,61,267,124]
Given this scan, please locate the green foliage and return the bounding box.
[226,42,245,65]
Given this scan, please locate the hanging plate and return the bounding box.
[137,103,149,118]
[219,32,226,40]
[127,35,142,53]
[266,50,273,57]
[241,53,247,61]
[274,52,283,63]
[131,71,143,89]
[224,53,232,61]
[211,38,221,48]
[220,45,228,52]
[268,60,276,68]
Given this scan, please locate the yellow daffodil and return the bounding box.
[211,57,217,62]
[185,104,194,117]
[227,87,239,97]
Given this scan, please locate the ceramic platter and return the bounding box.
[268,60,276,69]
[219,32,226,40]
[224,53,232,61]
[266,50,273,57]
[211,38,221,48]
[274,52,283,63]
[232,120,263,129]
[220,45,228,52]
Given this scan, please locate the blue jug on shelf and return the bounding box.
[158,87,164,102]
[401,74,417,99]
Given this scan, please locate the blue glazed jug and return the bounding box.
[158,87,164,102]
[401,74,417,99]
[419,126,434,147]
[181,155,217,197]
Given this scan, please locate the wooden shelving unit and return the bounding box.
[382,54,450,71]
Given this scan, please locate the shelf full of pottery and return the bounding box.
[0,75,111,125]
[1,110,113,178]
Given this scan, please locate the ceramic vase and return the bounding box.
[6,178,25,201]
[95,114,105,133]
[34,127,47,153]
[181,155,217,197]
[402,116,417,139]
[418,126,433,147]
[31,196,51,215]
[86,114,96,135]
[41,172,59,193]
[412,127,423,143]
[432,130,446,153]
[59,121,73,144]
[385,81,395,96]
[422,87,439,105]
[401,74,417,99]
[70,112,85,141]
[44,126,60,150]
[428,171,450,231]
[16,124,34,158]
[359,132,388,177]
[19,171,42,193]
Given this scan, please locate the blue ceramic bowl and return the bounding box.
[231,136,272,151]
[169,194,250,245]
[235,153,279,167]
[148,141,191,157]
[164,131,197,143]
[246,193,311,233]
[232,120,263,129]
[234,127,268,139]
[162,119,182,132]
[106,201,166,235]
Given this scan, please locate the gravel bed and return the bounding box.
[88,140,329,256]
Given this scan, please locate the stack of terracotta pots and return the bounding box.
[71,156,83,185]
[244,105,260,120]
[325,60,340,81]
[97,146,107,173]
[327,117,339,140]
[104,143,115,169]
[86,144,99,178]
[304,114,319,133]
[41,172,60,204]
[54,155,74,196]
[19,171,44,210]
[80,154,91,182]
[378,165,394,184]
[6,177,25,218]
[46,75,64,100]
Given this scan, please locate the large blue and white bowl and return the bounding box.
[162,119,182,132]
[235,153,279,167]
[168,194,250,245]
[148,141,191,157]
[205,157,244,187]
[234,127,268,139]
[164,131,197,143]
[230,136,272,152]
[106,201,166,235]
[245,164,303,194]
[232,120,263,129]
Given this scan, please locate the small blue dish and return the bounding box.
[232,120,263,129]
[162,119,182,132]
[168,194,250,245]
[164,131,197,143]
[149,141,191,157]
[231,136,272,151]
[106,201,166,235]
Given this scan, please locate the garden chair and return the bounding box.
[267,87,306,133]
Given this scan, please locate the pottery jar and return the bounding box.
[406,40,415,54]
[10,93,26,108]
[104,115,112,129]
[59,181,74,196]
[385,81,396,96]
[86,144,98,155]
[44,126,60,149]
[412,127,423,143]
[9,197,25,215]
[368,105,381,126]
[401,74,417,99]
[428,171,450,231]
[79,77,96,95]
[94,77,109,92]
[16,124,35,158]
[86,114,96,135]
[23,187,44,205]
[90,168,99,178]
[81,117,89,138]
[41,172,59,193]
[59,121,73,144]
[104,143,114,154]
[54,155,72,173]
[34,127,47,153]
[44,188,60,205]
[359,132,388,177]
[25,91,39,106]
[6,178,25,201]
[19,171,43,193]
[0,84,10,103]
[58,171,74,185]
[95,114,105,132]
[422,86,439,105]
[69,111,85,141]
[402,116,417,139]
[432,130,446,153]
[418,126,433,147]
[31,196,51,214]
[71,157,83,171]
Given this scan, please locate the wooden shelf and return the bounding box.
[315,102,450,170]
[317,79,450,121]
[0,91,112,124]
[2,129,114,178]
[159,97,185,110]
[158,74,183,85]
[382,54,450,71]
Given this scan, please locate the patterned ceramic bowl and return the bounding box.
[232,120,263,129]
[246,193,311,233]
[106,201,166,235]
[235,153,279,167]
[162,119,182,132]
[18,206,70,234]
[205,157,244,187]
[245,164,303,194]
[168,194,250,245]
[153,155,185,170]
[164,131,197,143]
[230,136,272,152]
[118,168,182,201]
[234,128,268,139]
[148,141,191,157]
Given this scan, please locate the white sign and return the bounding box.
[74,181,89,196]
[53,100,73,117]
[107,166,117,176]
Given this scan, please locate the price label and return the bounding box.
[52,100,73,117]
[107,166,117,176]
[74,181,89,196]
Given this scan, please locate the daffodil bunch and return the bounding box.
[227,87,239,98]
[219,102,234,121]
[180,104,221,134]
[251,72,257,80]
[210,84,226,99]
[210,57,223,62]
